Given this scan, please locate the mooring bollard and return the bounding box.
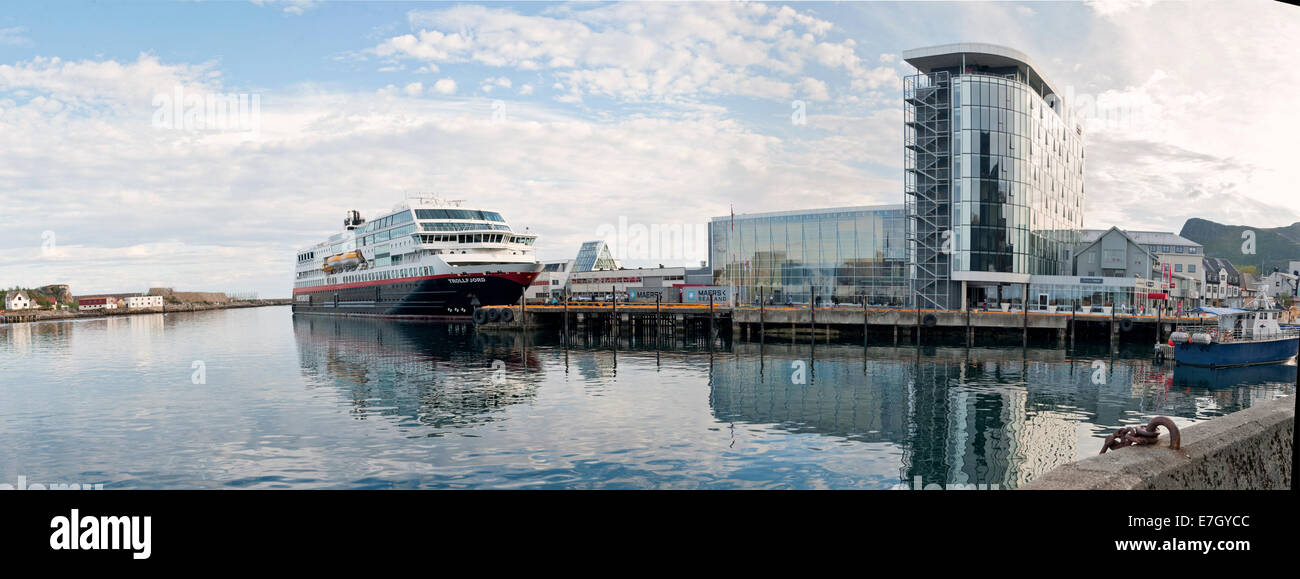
[1099,416,1181,454]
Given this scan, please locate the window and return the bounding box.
[1188,247,1198,254]
[1162,246,1170,253]
[1175,246,1184,254]
[414,209,506,222]
[1175,264,1183,272]
[1189,265,1196,273]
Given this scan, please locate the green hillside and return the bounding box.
[1179,218,1300,275]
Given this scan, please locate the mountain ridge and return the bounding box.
[1179,218,1300,275]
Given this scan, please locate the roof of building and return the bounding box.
[711,204,903,222]
[1123,231,1202,247]
[1073,226,1151,257]
[573,240,621,272]
[1193,306,1250,316]
[1203,256,1241,284]
[6,290,29,300]
[571,266,687,277]
[1078,229,1201,248]
[903,42,1060,100]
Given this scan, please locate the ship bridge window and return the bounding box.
[416,209,507,222]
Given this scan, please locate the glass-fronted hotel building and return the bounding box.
[709,206,908,305]
[706,44,1138,310]
[904,43,1085,309]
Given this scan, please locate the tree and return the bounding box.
[1238,265,1260,276]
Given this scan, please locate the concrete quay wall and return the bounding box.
[1022,395,1294,490]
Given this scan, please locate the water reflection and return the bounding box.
[291,315,1293,488]
[3,307,1291,489]
[710,342,1294,488]
[292,316,543,431]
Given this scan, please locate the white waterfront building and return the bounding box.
[5,290,31,311]
[125,295,165,308]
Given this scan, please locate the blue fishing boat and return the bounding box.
[1169,306,1299,368]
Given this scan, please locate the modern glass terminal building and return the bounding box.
[904,43,1085,309]
[709,206,908,305]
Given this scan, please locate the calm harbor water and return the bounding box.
[1,306,1293,489]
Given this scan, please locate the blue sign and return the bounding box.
[1079,278,1104,284]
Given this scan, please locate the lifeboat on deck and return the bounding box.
[322,251,363,273]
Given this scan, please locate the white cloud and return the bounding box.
[479,76,511,93]
[251,0,319,16]
[798,77,829,101]
[0,53,221,114]
[0,26,30,46]
[432,78,456,95]
[372,3,899,104]
[1085,0,1155,17]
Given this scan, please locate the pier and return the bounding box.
[478,301,1205,347]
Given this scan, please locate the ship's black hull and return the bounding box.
[292,271,536,319]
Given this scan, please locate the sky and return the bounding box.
[1,0,1297,298]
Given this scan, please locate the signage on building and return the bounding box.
[629,288,665,299]
[683,286,730,303]
[1079,278,1104,284]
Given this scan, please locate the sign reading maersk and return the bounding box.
[629,288,665,300]
[683,286,730,304]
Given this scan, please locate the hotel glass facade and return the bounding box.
[710,206,908,305]
[949,74,1084,275]
[905,43,1085,309]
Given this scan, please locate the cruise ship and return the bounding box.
[292,197,543,318]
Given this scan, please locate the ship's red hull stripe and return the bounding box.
[293,271,538,295]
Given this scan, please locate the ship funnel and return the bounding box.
[343,210,366,230]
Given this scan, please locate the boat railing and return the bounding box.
[1175,324,1300,343]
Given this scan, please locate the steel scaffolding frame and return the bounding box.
[904,71,952,310]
